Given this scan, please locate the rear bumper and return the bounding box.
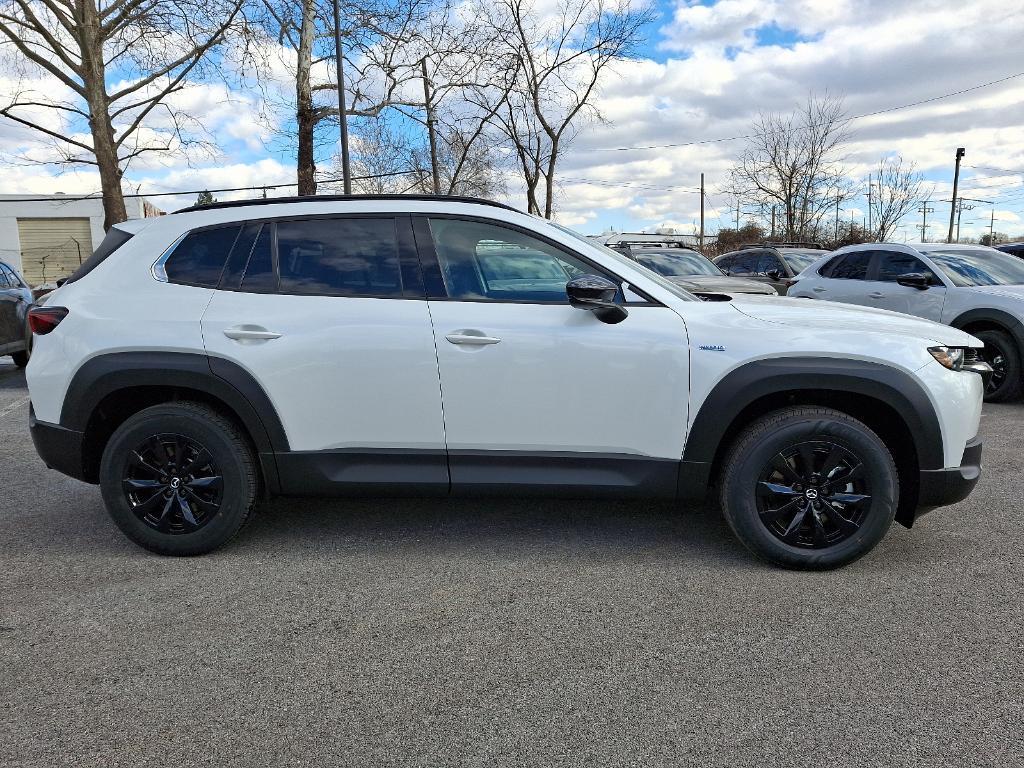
[915,436,982,515]
[29,403,89,483]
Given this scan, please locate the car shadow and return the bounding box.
[0,361,26,389]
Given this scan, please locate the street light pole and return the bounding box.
[946,147,965,243]
[333,0,352,194]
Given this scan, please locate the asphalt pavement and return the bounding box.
[1,357,1021,767]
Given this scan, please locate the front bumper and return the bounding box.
[29,403,90,483]
[916,436,983,515]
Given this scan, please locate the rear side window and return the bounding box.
[0,265,11,287]
[827,252,872,280]
[876,251,935,282]
[277,218,402,297]
[165,226,241,287]
[725,252,759,274]
[239,225,275,293]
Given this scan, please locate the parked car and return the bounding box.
[994,242,1024,259]
[790,242,1024,401]
[28,195,988,569]
[611,242,777,297]
[714,243,829,294]
[0,260,33,367]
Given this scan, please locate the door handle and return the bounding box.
[868,292,885,299]
[445,330,501,346]
[223,326,282,341]
[812,286,827,293]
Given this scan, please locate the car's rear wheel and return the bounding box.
[720,406,897,570]
[99,402,257,555]
[975,329,1022,402]
[11,349,28,368]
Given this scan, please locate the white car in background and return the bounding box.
[790,243,1024,402]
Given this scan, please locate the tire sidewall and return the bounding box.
[723,416,897,569]
[99,406,251,555]
[977,329,1022,402]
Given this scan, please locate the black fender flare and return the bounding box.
[61,351,290,456]
[949,308,1024,354]
[682,357,945,473]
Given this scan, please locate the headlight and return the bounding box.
[928,346,966,371]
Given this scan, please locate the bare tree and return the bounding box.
[480,0,652,218]
[0,0,248,228]
[729,95,854,241]
[870,155,927,241]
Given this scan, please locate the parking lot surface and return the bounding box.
[1,357,1021,767]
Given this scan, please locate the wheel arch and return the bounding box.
[949,308,1024,354]
[681,357,945,528]
[61,352,287,489]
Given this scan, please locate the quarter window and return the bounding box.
[277,218,402,297]
[427,218,607,302]
[164,226,241,287]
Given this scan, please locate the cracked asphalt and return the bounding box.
[0,357,1021,767]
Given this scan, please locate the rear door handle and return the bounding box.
[223,326,282,341]
[445,330,501,346]
[868,292,885,299]
[812,286,827,293]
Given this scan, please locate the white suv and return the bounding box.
[790,243,1024,401]
[26,196,989,568]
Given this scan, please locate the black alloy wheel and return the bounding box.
[755,441,871,549]
[980,343,1007,396]
[123,433,223,533]
[975,329,1022,402]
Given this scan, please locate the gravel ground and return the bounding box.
[1,357,1021,767]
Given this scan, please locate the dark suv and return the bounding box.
[0,260,32,367]
[714,243,829,294]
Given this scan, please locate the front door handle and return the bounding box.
[868,292,885,299]
[812,286,827,293]
[445,330,501,346]
[224,325,282,341]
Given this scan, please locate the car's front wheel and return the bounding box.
[975,329,1022,402]
[99,402,258,555]
[720,407,897,569]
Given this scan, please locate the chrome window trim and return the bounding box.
[150,233,188,283]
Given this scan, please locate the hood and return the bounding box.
[728,294,981,346]
[667,275,776,295]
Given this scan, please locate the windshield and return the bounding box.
[544,221,699,301]
[631,250,721,277]
[922,248,1024,287]
[781,250,826,271]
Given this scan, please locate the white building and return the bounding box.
[0,194,161,286]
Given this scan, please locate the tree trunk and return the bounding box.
[77,0,127,230]
[296,0,317,196]
[543,139,558,219]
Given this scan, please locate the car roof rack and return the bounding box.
[173,193,520,214]
[609,240,697,250]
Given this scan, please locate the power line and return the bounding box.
[1,169,424,204]
[573,71,1024,153]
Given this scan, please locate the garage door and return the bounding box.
[17,218,94,286]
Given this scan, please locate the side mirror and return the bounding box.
[897,272,931,290]
[765,269,783,281]
[566,274,628,324]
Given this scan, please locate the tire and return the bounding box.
[99,401,258,555]
[975,329,1022,403]
[11,349,28,368]
[719,406,898,570]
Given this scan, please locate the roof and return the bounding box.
[172,193,519,215]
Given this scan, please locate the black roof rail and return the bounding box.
[754,240,826,249]
[610,240,697,250]
[173,193,520,215]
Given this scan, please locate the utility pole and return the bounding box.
[917,202,934,241]
[946,147,965,243]
[867,174,873,239]
[420,58,441,195]
[734,196,740,230]
[771,205,777,240]
[989,209,997,244]
[699,173,705,251]
[944,196,991,242]
[332,0,351,194]
[834,196,840,243]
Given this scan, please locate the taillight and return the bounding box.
[28,306,68,335]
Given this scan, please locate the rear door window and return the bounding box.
[876,251,938,283]
[165,225,241,287]
[828,252,873,280]
[277,218,402,297]
[724,252,759,275]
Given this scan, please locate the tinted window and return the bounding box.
[780,250,825,272]
[165,226,240,287]
[221,222,263,289]
[239,224,275,293]
[0,265,11,288]
[723,252,759,274]
[828,252,872,280]
[755,252,785,276]
[428,218,607,302]
[277,218,401,296]
[876,251,935,283]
